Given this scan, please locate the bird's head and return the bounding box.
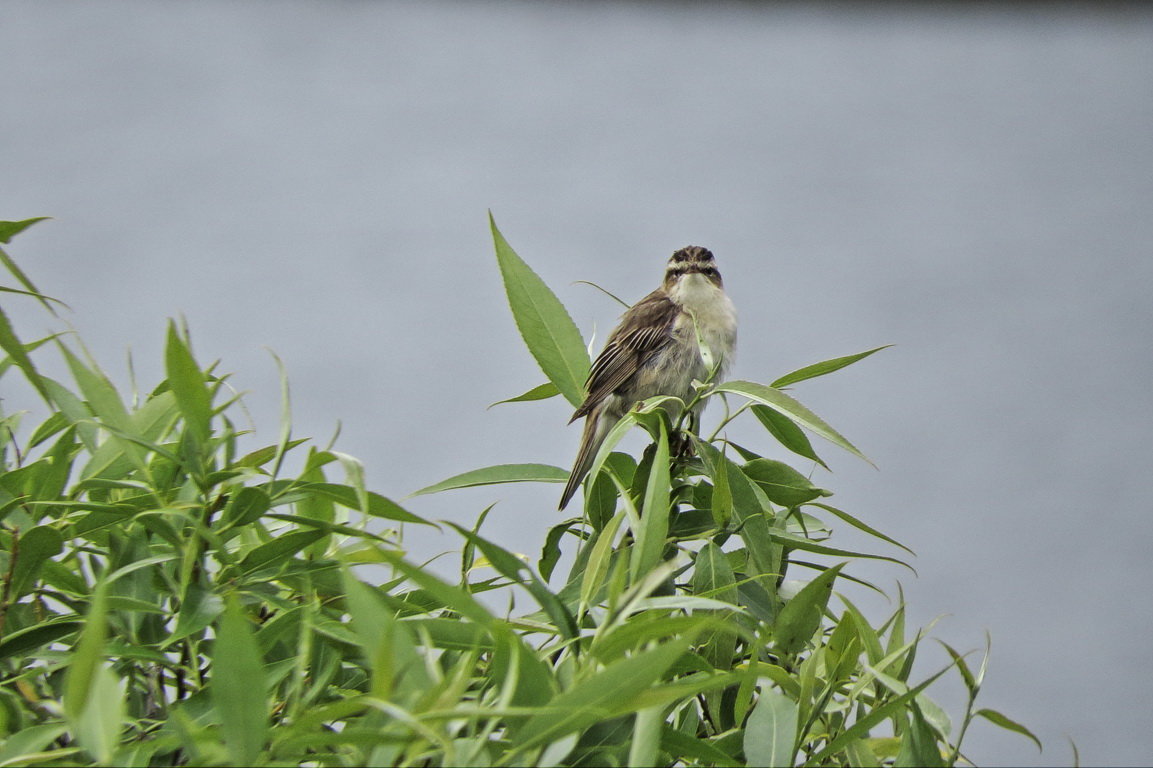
[664,246,723,291]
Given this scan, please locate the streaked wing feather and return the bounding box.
[571,291,678,420]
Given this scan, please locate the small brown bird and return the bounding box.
[559,246,737,510]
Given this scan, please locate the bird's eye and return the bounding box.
[701,267,716,276]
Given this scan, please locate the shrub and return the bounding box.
[0,216,1036,766]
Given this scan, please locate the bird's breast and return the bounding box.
[669,278,738,376]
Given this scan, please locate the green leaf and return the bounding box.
[808,502,915,556]
[0,724,68,765]
[774,563,845,654]
[631,419,670,582]
[164,321,212,444]
[213,596,269,766]
[10,525,63,597]
[692,543,740,678]
[222,486,271,527]
[513,638,691,752]
[742,458,831,508]
[73,664,126,765]
[294,483,432,525]
[661,726,742,768]
[936,641,977,693]
[342,569,430,699]
[63,582,109,719]
[490,213,590,407]
[489,381,560,408]
[0,619,83,661]
[374,550,496,628]
[411,463,568,496]
[237,530,325,574]
[539,518,580,581]
[974,708,1042,751]
[694,439,781,593]
[0,222,63,313]
[450,523,578,641]
[743,688,799,768]
[751,405,828,469]
[0,305,48,401]
[770,346,890,388]
[808,666,951,763]
[163,584,224,647]
[766,529,913,572]
[629,706,664,768]
[0,218,50,244]
[59,343,131,430]
[714,381,872,465]
[894,704,946,767]
[580,510,625,611]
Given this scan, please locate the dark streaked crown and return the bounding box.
[664,245,722,288]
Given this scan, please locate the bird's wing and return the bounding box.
[570,290,679,422]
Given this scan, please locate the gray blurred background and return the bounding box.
[4,1,1152,765]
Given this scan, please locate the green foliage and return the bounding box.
[0,215,1038,766]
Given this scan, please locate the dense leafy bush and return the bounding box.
[0,216,1035,766]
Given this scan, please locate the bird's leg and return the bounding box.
[671,411,699,459]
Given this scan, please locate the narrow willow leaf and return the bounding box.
[693,543,739,605]
[0,620,83,661]
[714,381,872,465]
[580,510,625,611]
[808,502,915,556]
[0,285,67,312]
[661,725,743,767]
[0,217,50,243]
[73,665,126,765]
[894,704,946,767]
[694,439,781,592]
[10,525,63,597]
[222,486,271,527]
[574,279,630,308]
[491,213,590,406]
[213,597,269,766]
[974,708,1042,751]
[774,563,845,655]
[164,321,212,443]
[752,405,828,469]
[844,738,884,768]
[936,640,977,693]
[770,345,891,388]
[512,638,690,752]
[296,483,432,525]
[742,458,831,508]
[449,523,578,640]
[342,569,430,700]
[539,518,580,581]
[59,343,131,430]
[489,381,560,408]
[631,419,670,583]
[539,734,579,767]
[0,724,68,765]
[629,706,664,768]
[0,305,48,401]
[411,463,568,496]
[375,549,496,628]
[163,584,224,647]
[743,688,799,768]
[767,529,913,572]
[237,530,325,574]
[63,582,109,720]
[808,666,951,763]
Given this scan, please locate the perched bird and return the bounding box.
[559,246,737,510]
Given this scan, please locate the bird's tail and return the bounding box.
[559,408,611,510]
